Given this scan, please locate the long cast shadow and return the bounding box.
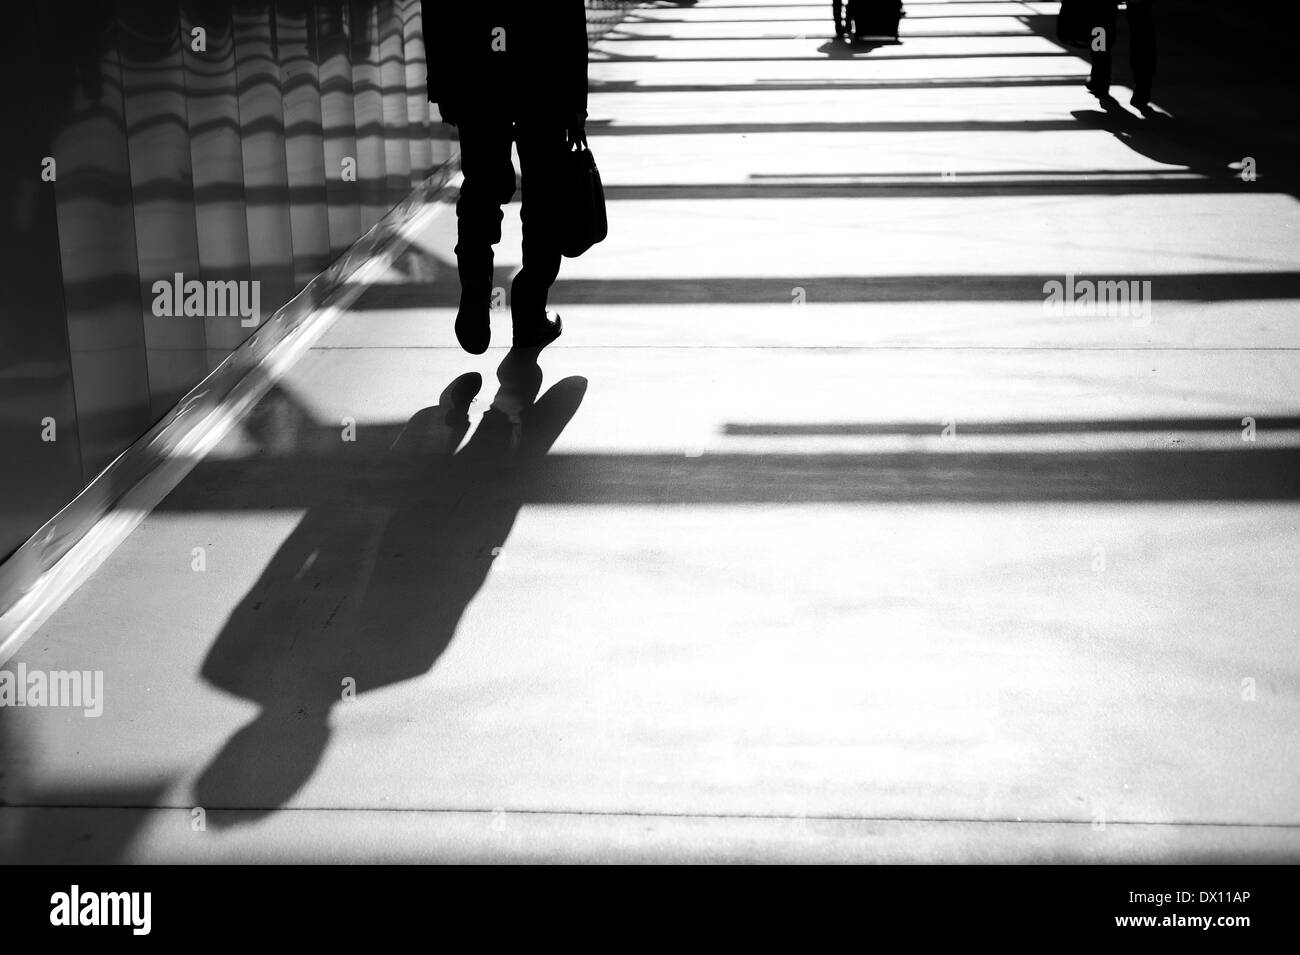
[193,351,586,826]
[161,422,1300,509]
[1019,10,1300,198]
[345,271,1300,308]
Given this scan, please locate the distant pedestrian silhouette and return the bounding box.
[423,1,590,353]
[1086,0,1156,110]
[832,0,904,45]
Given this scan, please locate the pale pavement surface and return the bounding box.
[2,0,1298,862]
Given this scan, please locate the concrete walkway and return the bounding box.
[2,0,1298,862]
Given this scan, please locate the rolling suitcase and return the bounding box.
[834,0,903,43]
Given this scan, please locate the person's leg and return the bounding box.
[1088,1,1119,99]
[1127,0,1156,105]
[453,119,516,354]
[512,121,569,346]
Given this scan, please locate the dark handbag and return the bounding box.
[1057,0,1096,49]
[560,134,608,258]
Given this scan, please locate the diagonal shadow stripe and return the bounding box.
[157,447,1300,508]
[346,273,1300,308]
[724,417,1300,437]
[593,119,1085,134]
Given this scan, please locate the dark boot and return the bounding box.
[510,271,562,350]
[1130,77,1153,109]
[513,312,562,349]
[455,253,493,355]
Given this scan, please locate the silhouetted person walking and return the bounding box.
[1087,0,1156,109]
[424,2,589,354]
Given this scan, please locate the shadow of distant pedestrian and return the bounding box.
[818,37,891,58]
[193,350,587,826]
